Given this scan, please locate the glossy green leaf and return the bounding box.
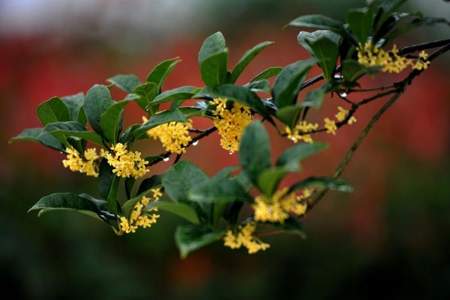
[175,225,224,258]
[250,66,282,82]
[153,201,199,224]
[107,74,141,93]
[230,41,274,83]
[146,57,180,90]
[150,86,200,106]
[276,142,327,172]
[302,84,330,109]
[276,105,302,128]
[245,79,271,93]
[288,14,343,31]
[45,121,85,144]
[257,167,288,197]
[272,59,316,108]
[84,84,114,134]
[10,128,64,151]
[297,31,340,80]
[189,175,251,204]
[162,161,209,202]
[37,97,71,126]
[346,8,374,43]
[288,176,353,194]
[239,121,272,187]
[100,100,132,143]
[28,192,107,220]
[133,82,159,110]
[342,59,378,83]
[62,93,86,124]
[198,32,228,87]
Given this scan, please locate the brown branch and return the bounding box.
[306,43,450,210]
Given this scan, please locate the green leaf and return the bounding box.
[257,167,288,197]
[276,142,327,172]
[146,57,181,90]
[198,32,228,87]
[133,82,159,110]
[47,130,103,146]
[149,86,200,106]
[245,79,271,93]
[175,225,224,258]
[346,8,374,43]
[342,60,377,83]
[189,175,251,204]
[98,160,115,199]
[276,105,302,128]
[135,109,187,138]
[230,41,274,83]
[100,100,132,143]
[272,59,315,108]
[162,161,209,202]
[62,93,86,124]
[239,121,272,187]
[28,192,107,220]
[288,14,343,31]
[107,74,141,93]
[10,128,64,151]
[302,84,331,109]
[297,31,341,80]
[250,66,282,82]
[153,201,199,224]
[37,97,71,126]
[84,84,114,134]
[288,176,353,194]
[45,121,85,145]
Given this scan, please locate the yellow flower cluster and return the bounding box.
[253,188,311,223]
[62,147,100,177]
[324,118,338,135]
[223,223,270,254]
[285,121,319,144]
[323,106,357,135]
[145,117,193,154]
[118,187,162,234]
[101,143,148,179]
[212,97,252,153]
[357,42,430,73]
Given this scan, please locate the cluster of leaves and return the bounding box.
[10,0,448,257]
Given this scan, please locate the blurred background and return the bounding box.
[1,0,450,299]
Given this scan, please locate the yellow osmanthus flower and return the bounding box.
[324,118,337,135]
[253,188,311,223]
[145,117,193,154]
[223,223,270,254]
[412,50,430,70]
[101,143,148,179]
[119,187,162,234]
[285,121,319,144]
[335,106,357,125]
[357,41,430,74]
[212,97,252,153]
[62,147,100,177]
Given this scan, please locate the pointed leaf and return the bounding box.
[175,225,224,258]
[198,32,228,87]
[230,41,274,83]
[239,121,272,187]
[273,59,316,108]
[146,58,181,90]
[107,74,141,93]
[37,97,71,126]
[288,14,343,31]
[250,66,282,82]
[100,100,132,143]
[150,86,200,106]
[84,84,114,134]
[10,128,64,151]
